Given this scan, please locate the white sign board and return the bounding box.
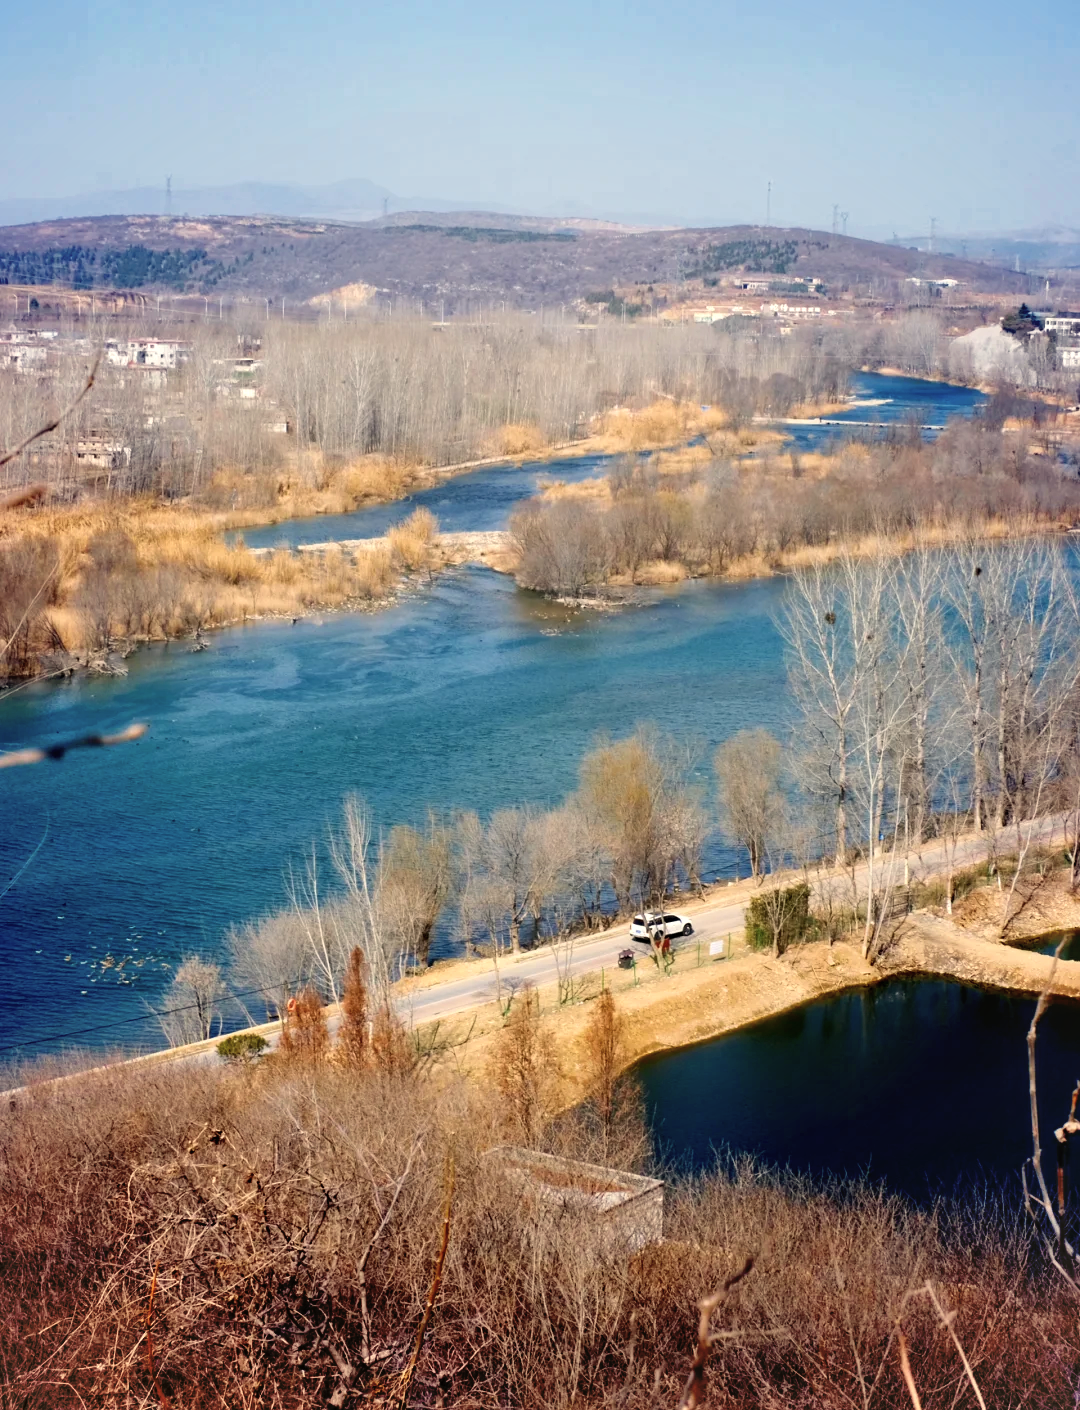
[709,939,726,958]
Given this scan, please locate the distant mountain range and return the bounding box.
[0,213,1034,309]
[0,178,521,229]
[896,226,1080,271]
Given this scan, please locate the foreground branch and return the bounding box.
[0,722,148,769]
[676,1254,756,1410]
[0,354,100,472]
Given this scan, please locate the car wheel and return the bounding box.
[683,922,693,935]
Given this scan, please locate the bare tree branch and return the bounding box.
[0,355,100,472]
[0,721,148,769]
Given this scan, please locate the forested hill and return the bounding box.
[0,212,1028,308]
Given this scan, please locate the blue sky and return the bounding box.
[6,0,1078,234]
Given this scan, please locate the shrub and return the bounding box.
[745,881,812,954]
[216,1031,268,1062]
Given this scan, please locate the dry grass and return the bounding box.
[596,400,732,451]
[200,453,418,527]
[387,506,440,572]
[486,422,550,457]
[1,1033,1074,1408]
[0,498,396,671]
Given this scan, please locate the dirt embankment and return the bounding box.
[418,870,1080,1107]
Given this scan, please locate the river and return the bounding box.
[0,373,985,1057]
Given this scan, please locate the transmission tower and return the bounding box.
[165,175,172,217]
[841,211,849,237]
[832,204,840,235]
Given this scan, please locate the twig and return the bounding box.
[897,1331,923,1410]
[145,1261,171,1408]
[920,1282,987,1410]
[0,721,148,769]
[397,1148,455,1409]
[1025,945,1080,1289]
[676,1254,755,1410]
[0,355,100,471]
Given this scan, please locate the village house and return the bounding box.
[104,338,191,370]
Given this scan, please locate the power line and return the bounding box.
[0,980,286,1055]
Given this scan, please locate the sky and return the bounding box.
[5,0,1079,236]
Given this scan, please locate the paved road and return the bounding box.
[397,898,749,1029]
[396,808,1066,1030]
[5,812,1062,1097]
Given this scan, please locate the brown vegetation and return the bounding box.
[0,499,395,678]
[2,1024,1076,1409]
[510,417,1080,596]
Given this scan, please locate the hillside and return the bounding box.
[0,212,1032,310]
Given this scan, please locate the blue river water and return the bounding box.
[0,373,986,1057]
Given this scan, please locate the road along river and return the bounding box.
[0,373,986,1054]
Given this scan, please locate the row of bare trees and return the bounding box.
[723,539,1080,957]
[512,418,1080,596]
[227,729,708,1023]
[0,313,854,503]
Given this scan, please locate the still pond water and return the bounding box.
[636,976,1080,1199]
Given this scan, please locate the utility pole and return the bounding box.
[281,296,286,320]
[265,297,270,320]
[165,175,172,217]
[766,181,771,227]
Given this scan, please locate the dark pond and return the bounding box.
[637,977,1080,1199]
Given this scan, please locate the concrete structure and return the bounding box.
[1059,345,1080,369]
[484,1147,664,1252]
[1044,314,1080,337]
[105,338,190,370]
[75,438,131,470]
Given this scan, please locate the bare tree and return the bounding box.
[780,556,871,861]
[379,815,452,965]
[228,908,312,1023]
[159,955,224,1046]
[714,728,784,881]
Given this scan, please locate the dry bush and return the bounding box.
[572,988,651,1170]
[339,946,370,1068]
[492,422,548,457]
[0,503,397,677]
[387,506,440,572]
[0,1052,1075,1410]
[371,999,415,1077]
[279,985,330,1063]
[494,985,558,1145]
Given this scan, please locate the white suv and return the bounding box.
[630,911,693,942]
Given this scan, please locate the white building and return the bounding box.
[1059,345,1080,369]
[1045,314,1080,337]
[105,338,191,369]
